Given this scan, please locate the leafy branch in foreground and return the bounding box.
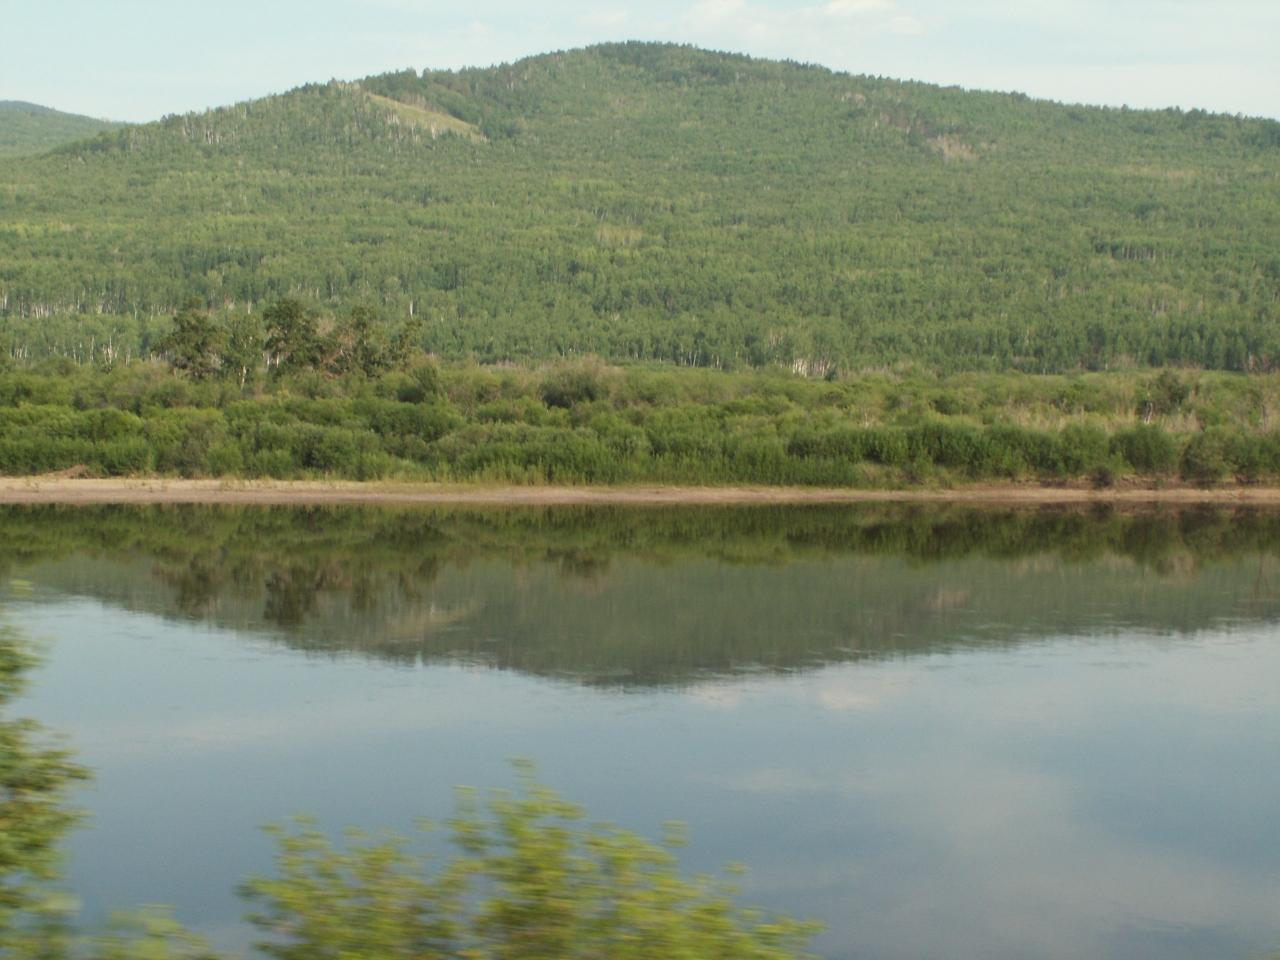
[0,620,87,958]
[243,767,820,960]
[2,619,816,958]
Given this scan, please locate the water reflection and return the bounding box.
[3,504,1279,960]
[2,503,1279,685]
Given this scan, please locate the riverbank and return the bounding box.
[5,477,1280,505]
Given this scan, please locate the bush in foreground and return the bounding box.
[1,622,818,960]
[242,770,819,960]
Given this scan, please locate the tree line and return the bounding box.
[2,309,1280,486]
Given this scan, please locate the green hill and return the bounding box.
[1,43,1277,372]
[0,100,121,158]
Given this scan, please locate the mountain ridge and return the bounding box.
[2,42,1277,372]
[0,100,122,157]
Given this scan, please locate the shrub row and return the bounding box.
[3,399,1280,485]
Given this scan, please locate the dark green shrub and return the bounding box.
[94,437,152,475]
[356,399,459,442]
[1059,422,1110,475]
[644,408,725,460]
[540,363,607,409]
[206,443,245,476]
[295,425,364,474]
[786,427,870,462]
[83,408,144,443]
[1111,425,1178,473]
[591,414,651,461]
[863,427,908,466]
[246,448,298,477]
[1137,370,1191,417]
[139,378,194,410]
[283,397,351,427]
[908,422,991,473]
[724,435,788,483]
[388,361,443,404]
[0,436,94,473]
[144,409,230,475]
[929,391,964,416]
[1181,428,1232,485]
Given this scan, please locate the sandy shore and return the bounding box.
[3,477,1280,506]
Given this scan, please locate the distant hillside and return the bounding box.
[0,43,1277,372]
[0,100,121,157]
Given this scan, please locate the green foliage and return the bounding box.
[0,620,87,954]
[156,298,221,380]
[540,360,610,409]
[86,910,219,960]
[1111,424,1178,473]
[222,313,263,389]
[263,299,322,376]
[1138,370,1192,417]
[395,359,443,404]
[1181,427,1234,485]
[2,362,1280,485]
[2,45,1278,373]
[243,768,818,960]
[330,306,391,377]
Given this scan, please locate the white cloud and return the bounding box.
[8,0,1277,121]
[823,0,895,19]
[581,8,630,28]
[957,60,1279,118]
[886,14,925,35]
[669,0,919,43]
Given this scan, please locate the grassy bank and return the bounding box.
[2,360,1279,487]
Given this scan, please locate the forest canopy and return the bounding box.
[0,43,1276,373]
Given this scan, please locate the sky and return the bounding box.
[3,0,1277,123]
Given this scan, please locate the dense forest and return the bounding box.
[0,101,120,158]
[1,43,1277,373]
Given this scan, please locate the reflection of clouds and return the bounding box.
[74,667,510,764]
[683,683,745,709]
[21,595,1280,959]
[806,665,923,714]
[381,601,482,644]
[720,767,835,796]
[684,662,921,714]
[857,756,1280,958]
[696,636,1280,958]
[813,678,885,713]
[713,749,1280,957]
[936,625,1280,729]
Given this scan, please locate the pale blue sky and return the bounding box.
[4,0,1277,122]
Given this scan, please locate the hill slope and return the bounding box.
[0,100,121,157]
[1,43,1277,372]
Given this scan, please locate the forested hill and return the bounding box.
[2,43,1278,372]
[0,101,121,157]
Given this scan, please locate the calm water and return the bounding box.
[4,504,1280,959]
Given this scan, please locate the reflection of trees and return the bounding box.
[546,547,613,584]
[4,503,1280,687]
[156,554,226,619]
[263,568,319,628]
